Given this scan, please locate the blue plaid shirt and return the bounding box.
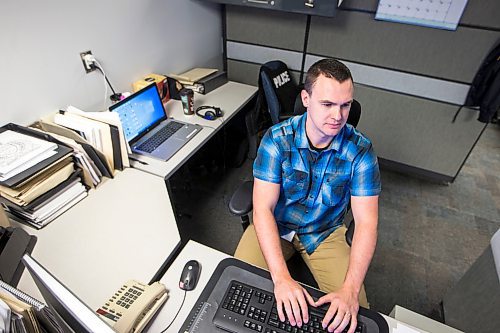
[253,113,381,254]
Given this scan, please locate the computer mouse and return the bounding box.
[179,260,201,291]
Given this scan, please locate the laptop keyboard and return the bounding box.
[214,280,365,333]
[136,121,184,153]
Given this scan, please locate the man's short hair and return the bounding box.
[304,58,352,94]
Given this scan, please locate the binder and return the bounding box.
[1,170,87,229]
[36,116,113,178]
[2,170,83,213]
[168,67,218,85]
[3,177,87,229]
[0,125,73,189]
[0,159,74,206]
[32,127,101,188]
[54,112,115,171]
[80,142,113,179]
[0,130,57,177]
[65,106,129,169]
[0,280,64,333]
[110,125,123,170]
[0,227,36,287]
[196,70,228,94]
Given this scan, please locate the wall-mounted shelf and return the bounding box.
[200,0,339,17]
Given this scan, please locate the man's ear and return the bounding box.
[301,90,310,108]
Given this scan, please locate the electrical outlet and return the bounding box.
[80,50,96,73]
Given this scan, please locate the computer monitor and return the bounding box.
[21,253,116,333]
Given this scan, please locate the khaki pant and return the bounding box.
[234,224,369,308]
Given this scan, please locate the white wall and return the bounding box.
[0,0,223,125]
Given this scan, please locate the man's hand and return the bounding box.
[314,286,359,333]
[274,276,315,328]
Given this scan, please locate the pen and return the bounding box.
[129,157,149,165]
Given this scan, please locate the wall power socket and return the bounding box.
[80,50,97,73]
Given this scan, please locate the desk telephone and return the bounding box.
[96,280,168,333]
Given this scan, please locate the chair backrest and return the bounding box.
[259,61,301,124]
[347,99,362,128]
[293,94,362,128]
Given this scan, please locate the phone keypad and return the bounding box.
[113,285,143,309]
[97,280,154,324]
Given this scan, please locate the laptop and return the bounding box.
[110,83,201,161]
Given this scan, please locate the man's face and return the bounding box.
[301,74,353,142]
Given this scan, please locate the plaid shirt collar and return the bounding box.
[293,113,347,153]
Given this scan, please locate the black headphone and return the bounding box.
[196,106,223,120]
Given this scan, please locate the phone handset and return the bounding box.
[96,280,168,333]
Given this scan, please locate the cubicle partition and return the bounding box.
[224,0,499,182]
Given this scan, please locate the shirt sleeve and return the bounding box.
[350,144,381,196]
[253,130,282,184]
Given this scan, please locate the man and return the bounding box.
[235,58,381,333]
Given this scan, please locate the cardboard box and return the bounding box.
[133,74,169,103]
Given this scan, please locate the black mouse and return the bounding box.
[179,260,201,291]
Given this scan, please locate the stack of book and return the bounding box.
[0,124,87,229]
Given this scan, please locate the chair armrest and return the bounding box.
[229,181,254,217]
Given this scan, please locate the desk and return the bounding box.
[12,168,181,311]
[145,241,230,332]
[146,241,432,333]
[129,81,257,179]
[6,81,255,321]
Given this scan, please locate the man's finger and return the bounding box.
[327,309,345,333]
[334,311,351,333]
[322,302,339,329]
[296,290,309,325]
[315,294,330,307]
[276,299,286,322]
[346,312,358,333]
[290,295,303,327]
[283,299,296,326]
[302,288,315,307]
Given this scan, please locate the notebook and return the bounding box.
[0,280,63,333]
[110,83,201,161]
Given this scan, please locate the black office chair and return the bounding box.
[259,60,302,123]
[230,91,362,286]
[245,61,302,159]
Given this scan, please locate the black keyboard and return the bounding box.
[213,280,364,333]
[136,121,184,153]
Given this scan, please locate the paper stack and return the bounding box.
[35,106,129,188]
[0,131,57,182]
[0,124,87,229]
[168,67,218,87]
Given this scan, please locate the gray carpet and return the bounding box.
[171,123,500,322]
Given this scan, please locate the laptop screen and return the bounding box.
[110,84,166,142]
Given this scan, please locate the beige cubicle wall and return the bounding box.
[224,1,499,182]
